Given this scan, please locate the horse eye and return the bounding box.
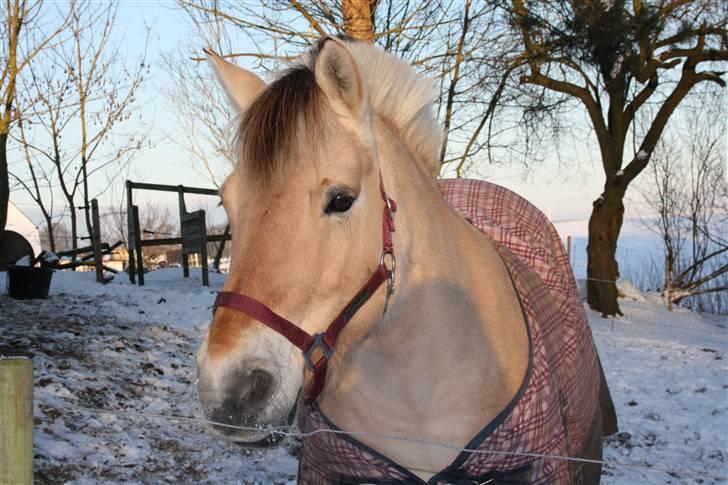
[325,193,356,215]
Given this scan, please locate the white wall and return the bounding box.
[6,202,42,257]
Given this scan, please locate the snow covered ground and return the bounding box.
[591,282,727,484]
[0,269,726,484]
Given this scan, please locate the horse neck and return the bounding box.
[319,119,530,476]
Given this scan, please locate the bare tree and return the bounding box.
[68,3,150,249]
[11,1,150,253]
[136,202,177,262]
[101,206,127,248]
[1,0,70,246]
[99,200,178,264]
[505,0,728,316]
[11,116,58,251]
[39,218,71,252]
[638,89,727,310]
[172,1,515,180]
[161,14,239,187]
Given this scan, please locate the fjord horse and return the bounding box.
[197,38,614,484]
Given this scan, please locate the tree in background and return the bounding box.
[172,0,520,183]
[638,88,727,312]
[506,0,728,316]
[101,200,177,264]
[12,115,59,251]
[172,0,727,318]
[38,218,71,252]
[0,1,69,248]
[10,1,149,253]
[162,10,239,187]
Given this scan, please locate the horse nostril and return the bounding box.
[208,368,276,436]
[246,369,274,404]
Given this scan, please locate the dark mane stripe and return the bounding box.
[238,61,322,181]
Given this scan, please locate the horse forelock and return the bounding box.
[236,64,324,183]
[235,38,442,183]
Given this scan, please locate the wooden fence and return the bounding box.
[125,181,230,286]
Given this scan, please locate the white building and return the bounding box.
[6,202,42,256]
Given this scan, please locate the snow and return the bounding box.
[590,299,727,483]
[15,255,32,266]
[46,268,227,328]
[1,269,726,483]
[610,54,624,79]
[43,251,60,264]
[617,278,647,302]
[615,169,624,177]
[637,150,649,160]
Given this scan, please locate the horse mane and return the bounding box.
[346,41,442,174]
[237,39,441,181]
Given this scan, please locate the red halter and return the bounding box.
[212,173,397,404]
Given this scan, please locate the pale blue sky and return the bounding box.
[10,1,644,237]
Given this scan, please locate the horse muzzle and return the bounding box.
[198,367,280,439]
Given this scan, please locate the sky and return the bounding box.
[8,1,686,241]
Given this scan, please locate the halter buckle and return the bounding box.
[303,333,333,372]
[380,250,396,314]
[384,196,396,223]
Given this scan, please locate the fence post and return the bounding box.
[665,254,673,311]
[0,356,33,485]
[91,199,104,284]
[566,235,571,265]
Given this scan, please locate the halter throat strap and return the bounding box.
[212,172,397,404]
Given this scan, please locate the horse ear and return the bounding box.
[204,48,265,113]
[314,38,366,117]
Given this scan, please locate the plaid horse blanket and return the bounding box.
[298,179,616,484]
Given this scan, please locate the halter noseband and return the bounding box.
[212,173,397,404]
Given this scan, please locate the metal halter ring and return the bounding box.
[380,250,396,277]
[303,333,333,371]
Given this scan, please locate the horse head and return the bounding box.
[196,38,418,443]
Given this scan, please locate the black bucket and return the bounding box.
[7,265,54,299]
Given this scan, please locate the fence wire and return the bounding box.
[37,400,727,483]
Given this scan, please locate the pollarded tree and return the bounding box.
[507,0,728,316]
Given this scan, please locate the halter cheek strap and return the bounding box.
[212,172,397,404]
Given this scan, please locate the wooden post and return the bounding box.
[133,205,144,286]
[566,235,572,265]
[0,357,33,485]
[178,186,191,280]
[126,181,136,284]
[91,199,103,283]
[200,220,209,287]
[212,225,230,272]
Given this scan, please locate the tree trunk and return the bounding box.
[665,250,673,311]
[586,188,625,317]
[44,214,56,253]
[69,205,78,262]
[0,133,8,239]
[82,159,93,245]
[343,0,377,42]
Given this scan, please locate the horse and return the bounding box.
[196,37,616,484]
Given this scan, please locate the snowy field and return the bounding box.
[0,268,726,484]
